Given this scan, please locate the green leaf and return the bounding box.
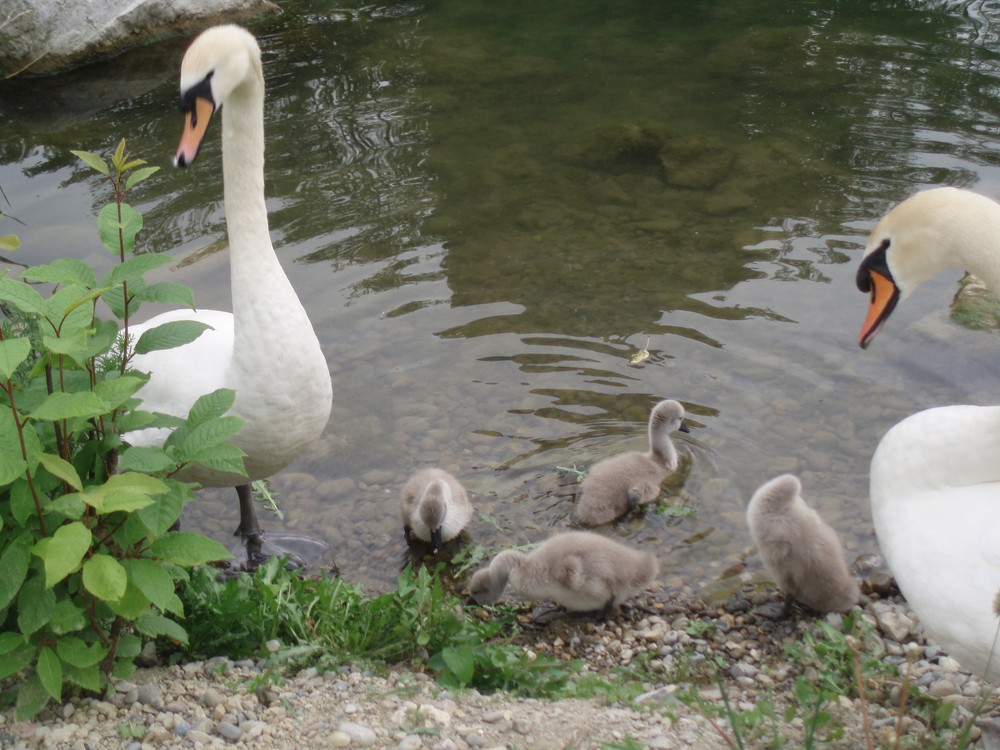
[42,331,89,357]
[104,472,169,496]
[15,673,50,720]
[133,281,196,309]
[150,532,230,567]
[80,471,170,512]
[119,634,141,661]
[103,252,173,285]
[134,483,188,537]
[70,149,110,176]
[30,391,108,421]
[0,276,46,315]
[0,234,19,252]
[134,320,212,355]
[117,446,175,473]
[0,451,28,487]
[49,600,87,635]
[8,477,35,525]
[0,337,30,380]
[135,612,188,645]
[0,642,33,680]
[64,663,103,693]
[181,416,243,456]
[98,202,143,255]
[82,554,127,602]
[56,637,107,669]
[37,453,83,491]
[33,521,91,587]
[440,645,475,685]
[184,443,247,475]
[17,573,55,635]
[21,257,97,287]
[36,646,62,701]
[0,632,24,655]
[102,283,137,320]
[94,375,146,410]
[100,492,152,513]
[106,579,150,619]
[186,388,236,428]
[47,492,86,521]
[0,535,32,610]
[125,166,160,191]
[44,284,102,333]
[125,558,178,613]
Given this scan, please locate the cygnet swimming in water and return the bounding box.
[466,531,658,619]
[575,399,689,526]
[399,468,471,551]
[746,474,859,614]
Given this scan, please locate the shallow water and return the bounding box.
[2,0,1000,593]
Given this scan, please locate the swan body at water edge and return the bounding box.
[857,187,1000,679]
[126,25,333,564]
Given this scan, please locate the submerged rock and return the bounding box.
[1,0,277,77]
[950,272,1000,331]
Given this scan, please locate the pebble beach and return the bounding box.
[6,580,998,750]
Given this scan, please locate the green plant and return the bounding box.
[179,558,583,696]
[0,141,241,718]
[601,736,646,750]
[116,721,145,739]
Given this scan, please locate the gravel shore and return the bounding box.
[5,582,998,750]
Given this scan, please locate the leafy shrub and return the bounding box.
[0,141,242,718]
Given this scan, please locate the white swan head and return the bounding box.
[856,187,1000,348]
[175,25,262,167]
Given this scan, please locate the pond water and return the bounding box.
[2,0,1000,595]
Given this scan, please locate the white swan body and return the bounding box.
[858,187,1000,678]
[399,468,471,550]
[127,26,332,539]
[870,407,1000,680]
[574,399,688,526]
[467,531,658,614]
[746,474,859,614]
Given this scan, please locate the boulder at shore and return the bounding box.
[1,0,278,77]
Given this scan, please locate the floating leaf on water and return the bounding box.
[629,336,651,364]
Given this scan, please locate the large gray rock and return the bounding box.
[1,0,278,77]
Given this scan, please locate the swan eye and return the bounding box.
[857,238,892,293]
[180,71,215,115]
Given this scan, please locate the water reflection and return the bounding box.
[1,0,1000,593]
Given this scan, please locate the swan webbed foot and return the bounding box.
[529,602,568,624]
[229,532,333,572]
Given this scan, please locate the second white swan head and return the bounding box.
[856,187,1000,348]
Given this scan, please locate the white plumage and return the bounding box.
[858,187,1000,679]
[126,26,333,553]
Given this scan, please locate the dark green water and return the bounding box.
[2,0,1000,592]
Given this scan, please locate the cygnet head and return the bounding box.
[175,25,262,167]
[418,479,451,551]
[467,551,521,605]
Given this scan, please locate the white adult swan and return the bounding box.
[857,186,1000,680]
[126,25,333,564]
